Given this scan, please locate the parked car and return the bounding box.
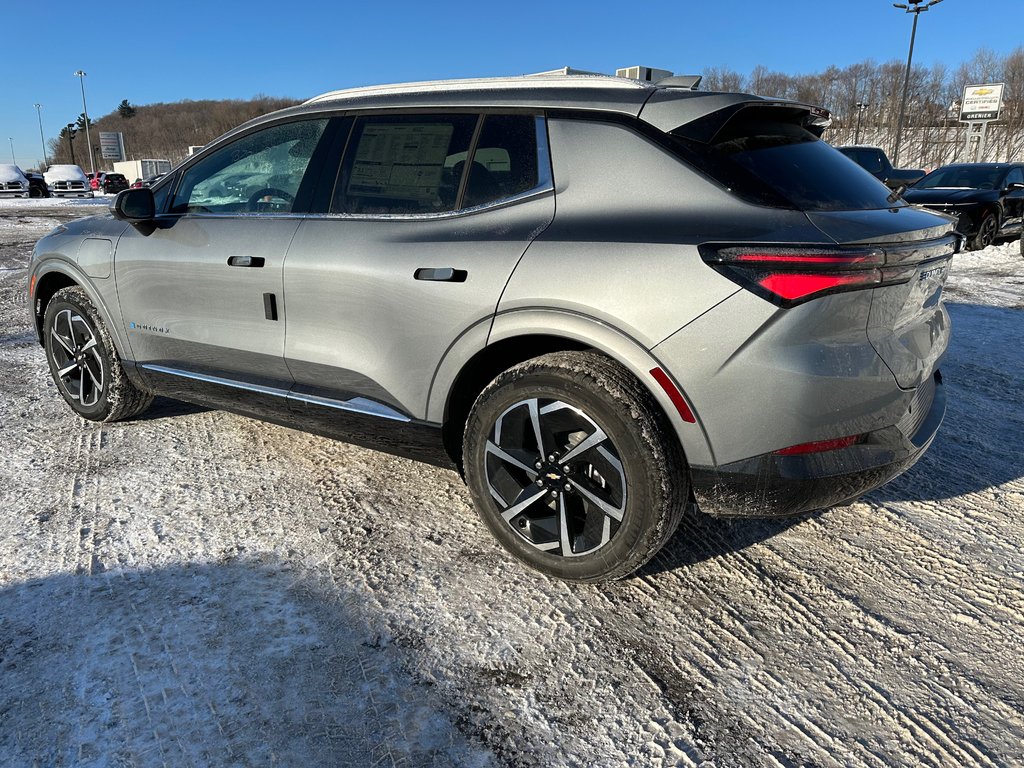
[130,173,166,189]
[44,165,93,198]
[28,70,957,581]
[24,171,50,198]
[903,162,1024,250]
[836,145,926,189]
[101,173,130,194]
[0,164,31,198]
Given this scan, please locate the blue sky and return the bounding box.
[3,0,1021,168]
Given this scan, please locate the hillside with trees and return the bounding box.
[46,95,301,170]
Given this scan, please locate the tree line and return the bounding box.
[46,95,301,171]
[42,45,1023,174]
[702,46,1024,167]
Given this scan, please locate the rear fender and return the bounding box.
[428,308,715,467]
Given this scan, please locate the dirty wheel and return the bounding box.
[463,351,687,582]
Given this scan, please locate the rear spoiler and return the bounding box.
[640,90,832,143]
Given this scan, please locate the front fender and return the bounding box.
[31,258,130,361]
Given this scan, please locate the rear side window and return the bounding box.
[672,108,902,212]
[332,113,548,215]
[333,114,476,215]
[451,114,541,208]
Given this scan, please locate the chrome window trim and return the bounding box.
[139,364,411,422]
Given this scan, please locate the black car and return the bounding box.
[836,145,925,189]
[24,171,50,198]
[903,163,1024,250]
[101,173,130,194]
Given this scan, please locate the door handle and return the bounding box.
[228,255,265,267]
[414,267,467,282]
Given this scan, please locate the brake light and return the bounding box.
[701,245,900,307]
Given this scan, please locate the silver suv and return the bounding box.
[29,71,956,581]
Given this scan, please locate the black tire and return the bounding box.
[462,351,688,582]
[970,213,998,251]
[43,286,153,422]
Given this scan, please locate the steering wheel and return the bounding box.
[246,187,295,212]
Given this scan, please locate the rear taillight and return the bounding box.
[701,245,909,307]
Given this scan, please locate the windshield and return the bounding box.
[914,166,1005,190]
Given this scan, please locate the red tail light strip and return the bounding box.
[700,241,955,307]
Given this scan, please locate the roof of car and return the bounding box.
[188,71,819,159]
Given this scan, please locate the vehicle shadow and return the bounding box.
[637,506,816,577]
[131,395,210,421]
[0,560,486,766]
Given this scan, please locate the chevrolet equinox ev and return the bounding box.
[29,70,956,581]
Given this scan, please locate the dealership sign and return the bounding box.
[959,83,1004,122]
[99,131,126,161]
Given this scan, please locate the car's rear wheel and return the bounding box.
[43,286,153,422]
[970,212,998,250]
[463,351,688,582]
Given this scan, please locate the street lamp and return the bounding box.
[65,123,77,166]
[73,70,95,176]
[892,0,943,166]
[8,137,15,165]
[34,103,48,170]
[855,101,870,144]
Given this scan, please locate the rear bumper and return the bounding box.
[690,371,945,517]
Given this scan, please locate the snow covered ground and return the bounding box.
[0,205,1022,766]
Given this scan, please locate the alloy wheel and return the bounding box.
[48,308,105,407]
[484,398,627,557]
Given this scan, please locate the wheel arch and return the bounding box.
[32,263,129,360]
[431,308,715,470]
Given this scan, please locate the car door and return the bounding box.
[1001,167,1024,233]
[282,112,555,420]
[114,117,332,390]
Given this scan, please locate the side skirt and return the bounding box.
[130,363,455,470]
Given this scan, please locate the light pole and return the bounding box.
[8,137,15,165]
[34,103,48,170]
[73,70,95,176]
[855,101,870,144]
[66,123,77,166]
[892,0,943,166]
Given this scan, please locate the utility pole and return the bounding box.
[66,123,77,166]
[892,0,943,166]
[855,102,869,145]
[34,103,48,170]
[73,70,95,176]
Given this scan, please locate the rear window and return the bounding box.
[671,108,902,212]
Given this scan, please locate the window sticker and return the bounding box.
[348,123,455,202]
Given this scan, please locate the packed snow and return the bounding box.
[0,204,1022,766]
[43,164,90,184]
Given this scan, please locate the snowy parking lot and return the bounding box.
[1,199,1022,766]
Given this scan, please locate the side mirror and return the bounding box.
[110,187,155,222]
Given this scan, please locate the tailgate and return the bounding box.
[807,208,957,388]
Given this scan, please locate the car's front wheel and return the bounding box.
[43,286,153,422]
[970,212,999,250]
[463,351,688,582]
